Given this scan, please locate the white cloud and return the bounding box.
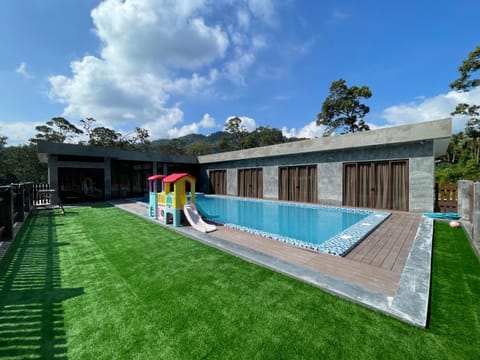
[381,87,480,133]
[0,121,38,145]
[237,9,250,29]
[93,0,229,70]
[166,69,219,94]
[167,113,218,138]
[199,113,217,127]
[15,62,35,79]
[247,0,277,26]
[252,35,267,49]
[282,120,327,139]
[47,0,275,141]
[224,53,255,85]
[239,116,257,131]
[49,55,174,131]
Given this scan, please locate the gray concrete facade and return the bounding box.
[457,180,480,257]
[227,169,237,196]
[263,166,279,200]
[318,162,343,206]
[198,119,451,212]
[458,180,472,222]
[409,157,435,213]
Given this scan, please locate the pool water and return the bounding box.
[195,195,390,256]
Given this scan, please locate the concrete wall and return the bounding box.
[457,180,480,257]
[263,166,279,200]
[458,180,472,222]
[227,169,237,196]
[318,162,343,206]
[409,157,435,213]
[472,182,480,256]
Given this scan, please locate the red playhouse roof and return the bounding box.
[163,173,196,183]
[147,174,167,181]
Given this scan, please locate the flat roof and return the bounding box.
[36,140,198,164]
[198,118,452,164]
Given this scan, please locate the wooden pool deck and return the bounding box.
[111,200,421,298]
[209,212,420,297]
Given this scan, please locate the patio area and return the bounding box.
[111,200,431,327]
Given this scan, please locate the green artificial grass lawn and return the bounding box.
[0,205,479,359]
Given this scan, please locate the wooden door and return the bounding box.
[209,170,226,195]
[279,165,317,203]
[238,168,263,198]
[343,160,408,211]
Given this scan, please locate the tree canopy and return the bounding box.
[449,45,480,92]
[316,78,372,136]
[30,117,83,144]
[29,116,151,151]
[0,134,7,149]
[223,116,248,150]
[449,45,480,163]
[436,44,480,183]
[0,144,47,185]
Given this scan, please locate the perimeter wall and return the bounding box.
[457,180,480,257]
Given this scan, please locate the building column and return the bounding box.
[104,157,111,200]
[457,180,473,221]
[163,163,168,175]
[227,169,237,196]
[152,161,158,175]
[472,183,480,252]
[48,155,58,189]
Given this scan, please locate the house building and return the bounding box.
[37,118,451,212]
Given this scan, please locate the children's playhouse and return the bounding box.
[147,173,215,233]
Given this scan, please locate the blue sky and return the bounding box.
[1,0,479,146]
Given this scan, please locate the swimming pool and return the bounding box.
[195,195,390,256]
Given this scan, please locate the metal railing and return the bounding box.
[0,183,64,242]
